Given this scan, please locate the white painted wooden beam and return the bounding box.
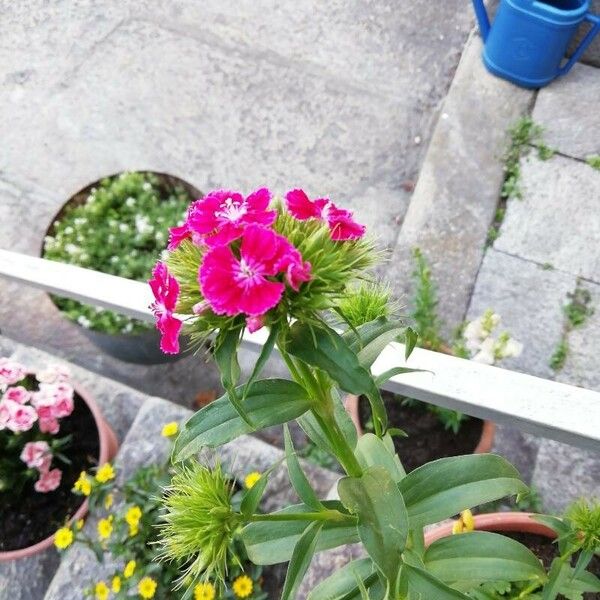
[0,249,599,451]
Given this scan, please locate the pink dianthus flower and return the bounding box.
[199,224,311,318]
[34,468,62,493]
[168,188,276,250]
[285,189,366,241]
[149,262,183,354]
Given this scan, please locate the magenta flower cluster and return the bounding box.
[0,360,74,493]
[149,188,366,355]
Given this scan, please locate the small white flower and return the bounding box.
[472,337,495,365]
[110,256,119,264]
[73,218,87,226]
[125,197,136,207]
[142,182,152,191]
[77,315,91,329]
[65,243,80,254]
[118,223,129,233]
[64,226,74,235]
[134,215,153,235]
[496,337,523,360]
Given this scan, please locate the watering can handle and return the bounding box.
[471,0,491,40]
[559,12,600,75]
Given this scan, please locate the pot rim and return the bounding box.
[344,394,496,455]
[0,379,118,561]
[424,511,557,546]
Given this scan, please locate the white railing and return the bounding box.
[1,249,599,452]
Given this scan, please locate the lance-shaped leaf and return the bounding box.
[338,466,408,584]
[240,458,284,517]
[281,521,323,600]
[213,327,252,425]
[342,318,406,368]
[559,567,600,597]
[242,322,280,401]
[286,322,387,434]
[401,564,471,599]
[374,366,427,386]
[404,326,418,359]
[399,454,528,526]
[284,425,324,511]
[424,531,546,584]
[241,500,358,565]
[354,433,405,483]
[173,379,312,461]
[308,559,384,600]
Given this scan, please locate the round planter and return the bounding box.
[344,394,496,455]
[424,512,556,547]
[0,381,119,562]
[41,171,201,365]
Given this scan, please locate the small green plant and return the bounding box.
[502,117,555,200]
[400,397,468,435]
[550,282,594,371]
[486,206,506,247]
[411,247,443,351]
[43,172,192,335]
[541,262,554,271]
[586,154,600,170]
[550,338,569,371]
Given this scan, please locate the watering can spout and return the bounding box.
[471,0,491,41]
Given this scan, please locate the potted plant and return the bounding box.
[42,171,201,364]
[55,422,268,599]
[345,250,522,471]
[424,501,600,598]
[0,358,118,561]
[140,186,599,598]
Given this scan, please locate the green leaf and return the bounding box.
[240,459,284,517]
[401,564,471,599]
[399,454,528,526]
[213,327,252,426]
[560,566,600,597]
[241,501,359,565]
[173,379,313,461]
[572,548,595,580]
[286,322,387,435]
[308,559,383,600]
[338,466,409,583]
[543,558,569,600]
[424,531,546,584]
[242,323,280,401]
[284,425,324,511]
[354,433,405,483]
[374,366,427,386]
[287,322,378,396]
[332,387,358,450]
[282,521,323,600]
[404,326,418,359]
[343,318,405,368]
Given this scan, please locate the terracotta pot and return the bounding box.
[344,394,496,455]
[424,512,556,546]
[0,382,119,561]
[41,170,202,365]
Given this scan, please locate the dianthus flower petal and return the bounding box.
[285,189,322,220]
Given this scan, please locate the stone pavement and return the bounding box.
[0,0,473,405]
[466,63,600,512]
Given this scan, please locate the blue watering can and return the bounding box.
[472,0,600,88]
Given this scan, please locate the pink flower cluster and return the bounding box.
[0,362,74,493]
[150,187,365,354]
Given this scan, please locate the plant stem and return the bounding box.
[246,510,356,524]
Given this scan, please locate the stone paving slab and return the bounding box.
[494,155,600,282]
[532,63,600,161]
[467,249,576,380]
[389,34,533,336]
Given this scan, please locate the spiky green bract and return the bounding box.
[337,282,397,329]
[158,462,240,586]
[565,498,600,552]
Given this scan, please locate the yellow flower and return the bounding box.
[123,559,136,578]
[74,471,92,496]
[104,493,114,510]
[244,471,261,490]
[452,509,476,535]
[129,522,139,537]
[76,519,85,530]
[94,581,110,600]
[161,421,179,437]
[111,575,121,593]
[54,527,73,550]
[125,505,142,526]
[194,582,216,600]
[232,575,253,599]
[97,517,113,540]
[95,463,115,483]
[138,576,157,599]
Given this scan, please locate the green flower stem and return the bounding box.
[517,580,543,598]
[246,510,356,524]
